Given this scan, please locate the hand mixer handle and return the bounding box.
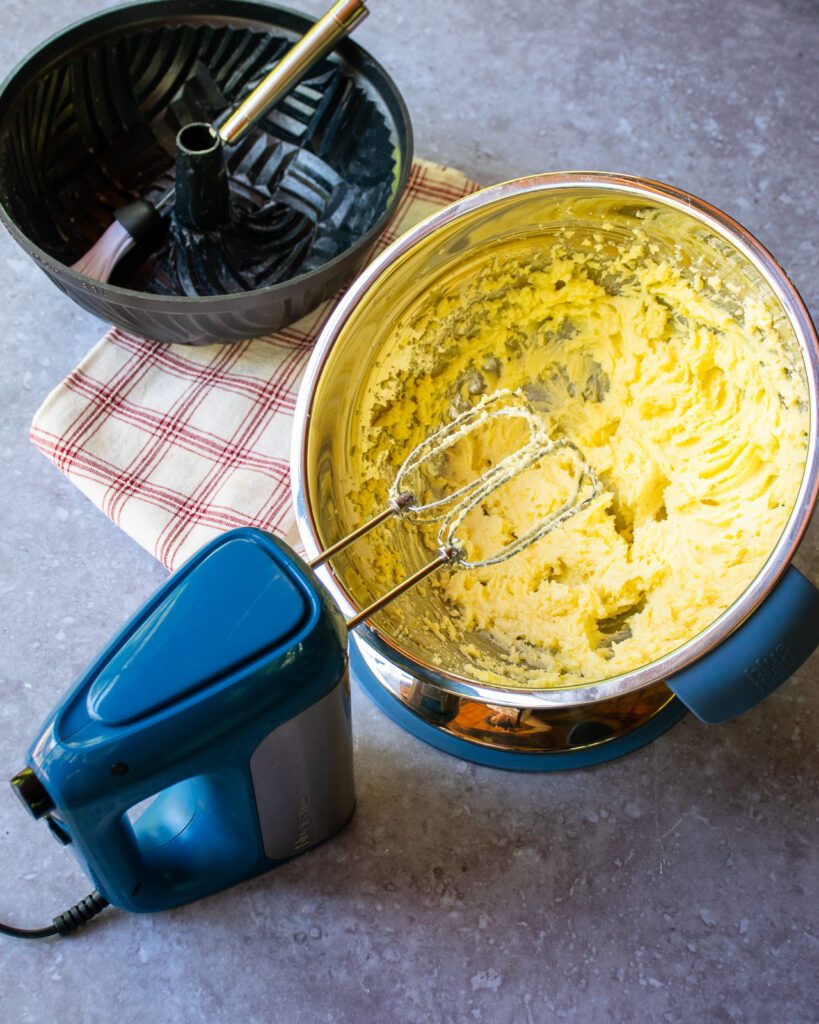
[667,565,819,724]
[88,770,264,912]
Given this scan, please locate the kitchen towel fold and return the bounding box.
[30,158,480,570]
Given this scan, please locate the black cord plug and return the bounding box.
[0,889,109,940]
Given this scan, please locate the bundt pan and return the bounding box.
[0,1,412,345]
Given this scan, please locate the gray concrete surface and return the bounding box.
[1,1,817,1021]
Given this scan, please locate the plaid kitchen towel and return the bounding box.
[30,158,481,571]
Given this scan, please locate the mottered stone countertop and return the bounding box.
[0,1,816,1021]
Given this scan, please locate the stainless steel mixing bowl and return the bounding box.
[292,172,819,758]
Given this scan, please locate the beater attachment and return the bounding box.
[309,390,602,627]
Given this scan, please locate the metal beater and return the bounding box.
[311,389,602,629]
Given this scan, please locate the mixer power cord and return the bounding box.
[0,890,109,939]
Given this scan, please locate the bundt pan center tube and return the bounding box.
[292,172,819,770]
[174,122,232,231]
[0,0,412,344]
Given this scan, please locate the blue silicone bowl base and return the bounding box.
[351,644,687,772]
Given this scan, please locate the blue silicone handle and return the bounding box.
[667,565,819,724]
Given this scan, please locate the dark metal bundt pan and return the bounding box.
[0,1,413,344]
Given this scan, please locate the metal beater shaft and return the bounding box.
[308,492,414,570]
[345,547,458,630]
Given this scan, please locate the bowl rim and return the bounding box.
[0,0,414,310]
[292,170,819,709]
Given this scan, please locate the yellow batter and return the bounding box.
[353,225,809,688]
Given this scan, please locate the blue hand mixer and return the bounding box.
[7,391,578,931]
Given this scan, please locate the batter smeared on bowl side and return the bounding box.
[353,222,809,688]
